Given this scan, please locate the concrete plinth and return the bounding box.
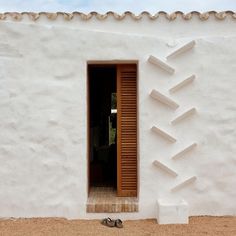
[157,199,189,224]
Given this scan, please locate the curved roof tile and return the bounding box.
[0,11,235,21]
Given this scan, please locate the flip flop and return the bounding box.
[101,217,116,227]
[115,219,123,228]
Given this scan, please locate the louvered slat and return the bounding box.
[117,64,137,197]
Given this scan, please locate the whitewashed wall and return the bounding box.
[0,16,236,219]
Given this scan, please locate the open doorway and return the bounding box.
[88,65,117,189]
[88,63,138,200]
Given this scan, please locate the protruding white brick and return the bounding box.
[171,176,197,192]
[169,75,196,93]
[151,126,177,143]
[171,108,196,124]
[172,143,197,159]
[150,89,179,110]
[148,55,175,74]
[153,160,178,177]
[166,40,196,59]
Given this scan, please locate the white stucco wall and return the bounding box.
[0,15,236,219]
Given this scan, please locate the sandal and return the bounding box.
[115,219,123,228]
[101,217,116,227]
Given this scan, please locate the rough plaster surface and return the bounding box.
[0,19,236,219]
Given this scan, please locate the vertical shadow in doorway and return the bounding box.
[88,65,117,189]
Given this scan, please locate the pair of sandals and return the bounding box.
[101,217,123,228]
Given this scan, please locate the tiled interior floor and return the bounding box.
[86,187,138,213]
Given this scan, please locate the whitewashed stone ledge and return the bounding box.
[151,126,177,143]
[153,160,178,177]
[148,55,175,74]
[166,40,196,60]
[157,199,189,224]
[169,75,196,93]
[171,176,197,192]
[171,108,196,125]
[150,89,179,110]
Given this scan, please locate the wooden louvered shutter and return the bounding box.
[117,64,137,197]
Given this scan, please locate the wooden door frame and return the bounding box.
[86,61,139,197]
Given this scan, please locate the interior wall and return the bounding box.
[0,18,235,219]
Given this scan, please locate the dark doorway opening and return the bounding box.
[88,65,117,189]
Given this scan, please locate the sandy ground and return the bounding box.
[0,216,235,236]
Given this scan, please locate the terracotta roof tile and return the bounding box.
[0,11,235,21]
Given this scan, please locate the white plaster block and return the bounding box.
[151,126,177,143]
[171,108,196,125]
[157,199,189,224]
[150,89,179,109]
[169,75,196,93]
[153,160,178,177]
[148,55,175,74]
[172,143,197,159]
[166,40,196,60]
[171,176,197,192]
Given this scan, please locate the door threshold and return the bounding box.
[86,187,138,213]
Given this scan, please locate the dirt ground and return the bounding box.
[0,216,235,236]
